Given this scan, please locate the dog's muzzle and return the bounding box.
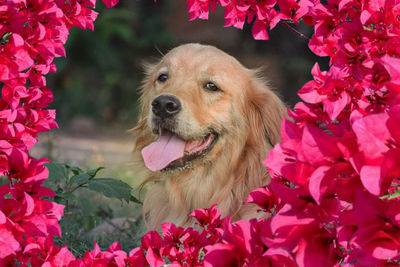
[143,94,219,172]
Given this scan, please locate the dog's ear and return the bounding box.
[246,74,286,147]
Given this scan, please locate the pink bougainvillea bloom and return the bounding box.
[223,0,255,29]
[0,225,21,258]
[351,112,398,196]
[126,247,148,267]
[1,0,400,265]
[187,0,218,20]
[244,186,278,212]
[141,231,165,266]
[189,203,222,228]
[102,0,119,8]
[377,55,400,85]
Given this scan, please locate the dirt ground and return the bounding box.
[32,131,133,166]
[31,127,146,242]
[31,123,140,186]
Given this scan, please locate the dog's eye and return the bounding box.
[204,82,221,92]
[157,73,168,82]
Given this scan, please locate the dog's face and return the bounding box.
[135,44,284,173]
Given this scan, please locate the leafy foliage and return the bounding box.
[43,162,142,258]
[45,162,141,204]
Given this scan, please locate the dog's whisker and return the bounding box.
[154,44,165,57]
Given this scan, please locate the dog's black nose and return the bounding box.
[152,95,181,118]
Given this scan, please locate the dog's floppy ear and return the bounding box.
[246,74,286,147]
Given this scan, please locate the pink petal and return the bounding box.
[244,186,278,212]
[360,165,381,196]
[204,243,239,267]
[102,0,119,8]
[0,210,6,224]
[370,243,399,260]
[128,248,148,266]
[308,166,329,204]
[270,204,314,233]
[352,113,390,160]
[0,225,20,257]
[301,124,340,165]
[387,105,400,144]
[377,55,400,85]
[52,246,76,266]
[298,80,323,104]
[252,19,269,40]
[360,10,372,24]
[10,33,24,47]
[145,247,165,267]
[24,192,35,217]
[322,90,349,120]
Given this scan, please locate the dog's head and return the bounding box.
[133,43,285,173]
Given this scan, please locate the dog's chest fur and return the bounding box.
[142,143,270,229]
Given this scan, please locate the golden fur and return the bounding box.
[132,43,285,230]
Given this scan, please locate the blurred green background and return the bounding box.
[48,0,326,130]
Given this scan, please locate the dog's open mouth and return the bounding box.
[141,128,218,171]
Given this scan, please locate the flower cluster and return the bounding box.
[187,0,313,40]
[2,0,400,266]
[134,0,400,266]
[265,0,400,264]
[0,0,118,265]
[126,205,225,266]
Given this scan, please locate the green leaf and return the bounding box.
[130,195,143,205]
[70,173,91,186]
[87,178,132,202]
[45,162,69,182]
[388,188,400,200]
[86,167,104,178]
[58,191,78,202]
[66,165,83,176]
[0,32,11,45]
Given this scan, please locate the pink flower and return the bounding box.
[351,111,400,196]
[0,224,21,258]
[70,241,127,267]
[141,231,165,267]
[339,190,400,265]
[298,64,352,121]
[0,0,117,265]
[126,247,148,267]
[102,0,119,8]
[23,236,75,266]
[244,186,278,212]
[204,218,297,266]
[204,219,260,266]
[1,0,400,265]
[187,0,218,20]
[189,203,223,229]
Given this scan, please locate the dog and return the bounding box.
[132,43,285,230]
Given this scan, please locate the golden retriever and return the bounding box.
[132,43,285,230]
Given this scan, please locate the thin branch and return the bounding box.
[103,217,136,239]
[70,183,87,193]
[279,21,310,41]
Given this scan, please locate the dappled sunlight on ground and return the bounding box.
[31,130,145,187]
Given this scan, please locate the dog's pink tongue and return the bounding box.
[141,131,186,171]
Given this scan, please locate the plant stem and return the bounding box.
[279,21,309,41]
